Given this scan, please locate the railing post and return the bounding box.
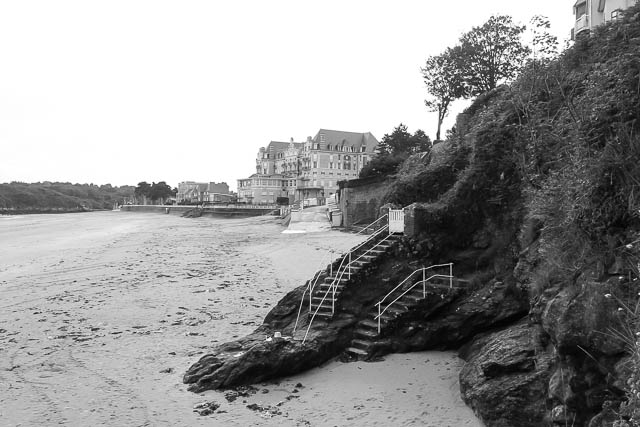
[348,252,351,280]
[449,263,453,288]
[332,281,335,314]
[377,303,381,334]
[422,267,426,298]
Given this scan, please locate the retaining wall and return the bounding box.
[338,176,393,227]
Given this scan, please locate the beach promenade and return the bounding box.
[0,211,480,426]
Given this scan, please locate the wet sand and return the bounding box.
[0,211,481,426]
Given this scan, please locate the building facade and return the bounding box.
[177,181,233,204]
[573,0,638,38]
[237,129,378,204]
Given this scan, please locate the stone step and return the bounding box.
[358,319,379,330]
[323,276,350,284]
[403,293,426,303]
[350,339,372,351]
[353,328,378,339]
[310,303,333,312]
[316,283,345,292]
[311,296,335,304]
[345,347,368,356]
[309,312,333,320]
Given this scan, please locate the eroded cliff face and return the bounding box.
[185,7,640,426]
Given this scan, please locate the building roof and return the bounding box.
[312,129,378,154]
[265,141,304,155]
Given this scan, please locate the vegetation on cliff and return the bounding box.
[380,5,640,426]
[0,182,135,212]
[184,8,640,427]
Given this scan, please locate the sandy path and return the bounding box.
[0,212,481,426]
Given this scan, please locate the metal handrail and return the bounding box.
[302,226,392,343]
[374,263,453,333]
[355,214,388,235]
[292,248,337,334]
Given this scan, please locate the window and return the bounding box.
[320,133,325,142]
[361,146,366,152]
[313,161,317,168]
[611,8,622,20]
[575,1,587,18]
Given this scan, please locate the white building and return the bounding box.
[573,0,638,38]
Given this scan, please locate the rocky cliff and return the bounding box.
[185,6,640,426]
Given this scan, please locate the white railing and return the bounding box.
[374,263,453,334]
[302,225,393,343]
[355,214,388,235]
[292,248,339,334]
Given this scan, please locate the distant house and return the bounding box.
[237,129,378,204]
[573,0,638,38]
[177,181,232,204]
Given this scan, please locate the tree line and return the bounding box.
[133,181,176,204]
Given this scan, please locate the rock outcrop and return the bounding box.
[459,319,554,426]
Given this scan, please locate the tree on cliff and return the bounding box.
[360,124,431,178]
[422,46,467,141]
[376,124,431,156]
[457,15,530,96]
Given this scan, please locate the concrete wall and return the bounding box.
[337,176,393,227]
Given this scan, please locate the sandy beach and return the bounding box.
[0,211,481,426]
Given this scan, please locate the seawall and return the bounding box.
[120,204,279,218]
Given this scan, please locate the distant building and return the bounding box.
[177,181,233,204]
[573,0,637,38]
[238,129,378,204]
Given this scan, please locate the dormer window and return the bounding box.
[320,133,325,143]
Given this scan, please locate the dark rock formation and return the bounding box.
[459,319,554,426]
[367,280,529,357]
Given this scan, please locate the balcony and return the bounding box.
[574,14,589,36]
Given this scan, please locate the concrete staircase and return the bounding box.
[307,234,399,321]
[345,277,467,357]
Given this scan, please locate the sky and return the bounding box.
[0,1,575,191]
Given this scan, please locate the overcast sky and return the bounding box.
[0,1,575,190]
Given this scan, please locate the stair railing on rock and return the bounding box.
[292,249,337,334]
[292,216,392,336]
[302,224,395,344]
[355,214,388,235]
[374,263,453,334]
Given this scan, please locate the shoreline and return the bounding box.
[0,212,481,426]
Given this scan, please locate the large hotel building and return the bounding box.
[237,129,378,204]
